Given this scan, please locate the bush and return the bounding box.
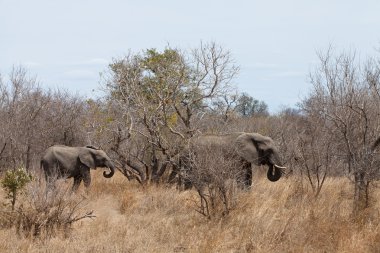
[1,181,95,239]
[184,145,241,219]
[1,168,32,210]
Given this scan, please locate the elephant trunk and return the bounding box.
[103,161,115,178]
[266,151,286,182]
[267,164,283,182]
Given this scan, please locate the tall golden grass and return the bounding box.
[1,170,380,253]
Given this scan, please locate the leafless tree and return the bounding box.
[182,144,241,218]
[296,118,332,197]
[302,48,380,214]
[0,66,87,172]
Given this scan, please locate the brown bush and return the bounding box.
[1,181,94,239]
[2,171,380,252]
[182,144,245,218]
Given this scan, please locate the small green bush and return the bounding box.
[1,168,32,210]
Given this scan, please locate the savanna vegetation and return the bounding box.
[1,42,380,252]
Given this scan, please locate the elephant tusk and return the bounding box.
[274,164,286,169]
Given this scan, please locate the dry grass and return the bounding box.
[1,170,380,253]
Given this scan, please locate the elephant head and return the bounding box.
[236,132,286,182]
[80,146,116,178]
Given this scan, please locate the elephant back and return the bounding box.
[191,133,241,153]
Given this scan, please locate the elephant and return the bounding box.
[40,145,116,191]
[174,132,286,189]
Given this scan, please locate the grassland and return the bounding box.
[1,170,380,253]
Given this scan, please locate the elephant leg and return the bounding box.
[72,176,82,192]
[238,161,252,189]
[181,175,193,190]
[44,170,58,190]
[176,163,193,190]
[244,163,253,188]
[82,170,92,188]
[45,173,53,188]
[168,167,178,184]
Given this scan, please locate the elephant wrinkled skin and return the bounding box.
[41,145,115,191]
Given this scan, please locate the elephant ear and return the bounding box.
[252,134,271,150]
[78,152,95,169]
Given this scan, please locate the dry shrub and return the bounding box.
[185,144,242,218]
[237,176,380,253]
[0,180,94,239]
[2,170,380,252]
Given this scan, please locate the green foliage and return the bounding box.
[235,92,268,117]
[108,48,195,110]
[140,48,190,105]
[166,113,178,127]
[1,168,32,210]
[107,47,201,138]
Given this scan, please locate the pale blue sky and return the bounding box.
[1,0,380,112]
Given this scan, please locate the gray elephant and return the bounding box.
[175,132,286,188]
[40,145,116,191]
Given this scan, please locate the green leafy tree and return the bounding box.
[105,42,239,183]
[235,92,268,117]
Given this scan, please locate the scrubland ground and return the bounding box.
[1,170,380,253]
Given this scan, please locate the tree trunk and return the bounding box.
[25,144,31,171]
[353,171,369,216]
